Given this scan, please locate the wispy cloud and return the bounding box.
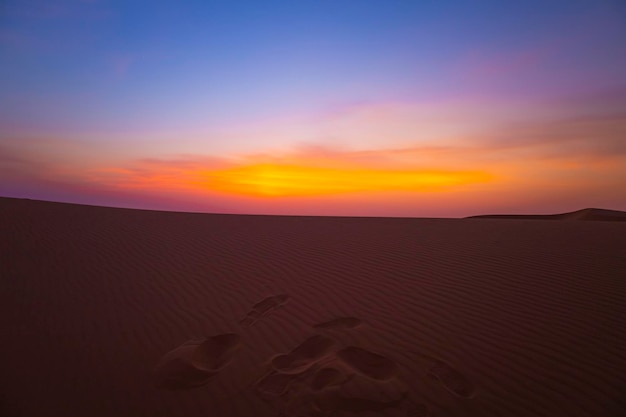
[2,87,625,214]
[75,107,626,199]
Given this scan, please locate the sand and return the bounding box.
[1,196,625,417]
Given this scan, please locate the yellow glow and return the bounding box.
[201,163,493,197]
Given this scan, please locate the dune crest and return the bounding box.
[468,207,626,221]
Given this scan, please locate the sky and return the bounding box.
[1,0,625,217]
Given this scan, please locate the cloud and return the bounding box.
[2,85,625,214]
[481,111,626,162]
[4,98,625,202]
[0,144,29,165]
[88,155,231,190]
[0,142,234,213]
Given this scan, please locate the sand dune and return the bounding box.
[468,207,626,221]
[1,197,625,416]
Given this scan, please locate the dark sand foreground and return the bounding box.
[1,197,625,417]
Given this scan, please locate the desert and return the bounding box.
[1,197,625,416]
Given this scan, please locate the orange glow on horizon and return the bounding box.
[199,163,494,197]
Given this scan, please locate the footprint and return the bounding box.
[310,367,349,392]
[313,317,362,330]
[240,294,289,327]
[427,359,475,399]
[336,346,399,381]
[193,333,240,369]
[271,335,335,374]
[316,390,408,413]
[153,333,240,389]
[256,371,299,396]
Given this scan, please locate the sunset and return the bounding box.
[2,0,625,215]
[2,2,626,417]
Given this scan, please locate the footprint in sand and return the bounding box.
[256,371,301,396]
[240,294,289,327]
[271,335,335,374]
[255,365,332,417]
[153,333,240,389]
[336,346,399,381]
[312,317,362,330]
[310,367,350,392]
[427,359,476,399]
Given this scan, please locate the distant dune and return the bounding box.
[1,197,625,417]
[467,207,626,221]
